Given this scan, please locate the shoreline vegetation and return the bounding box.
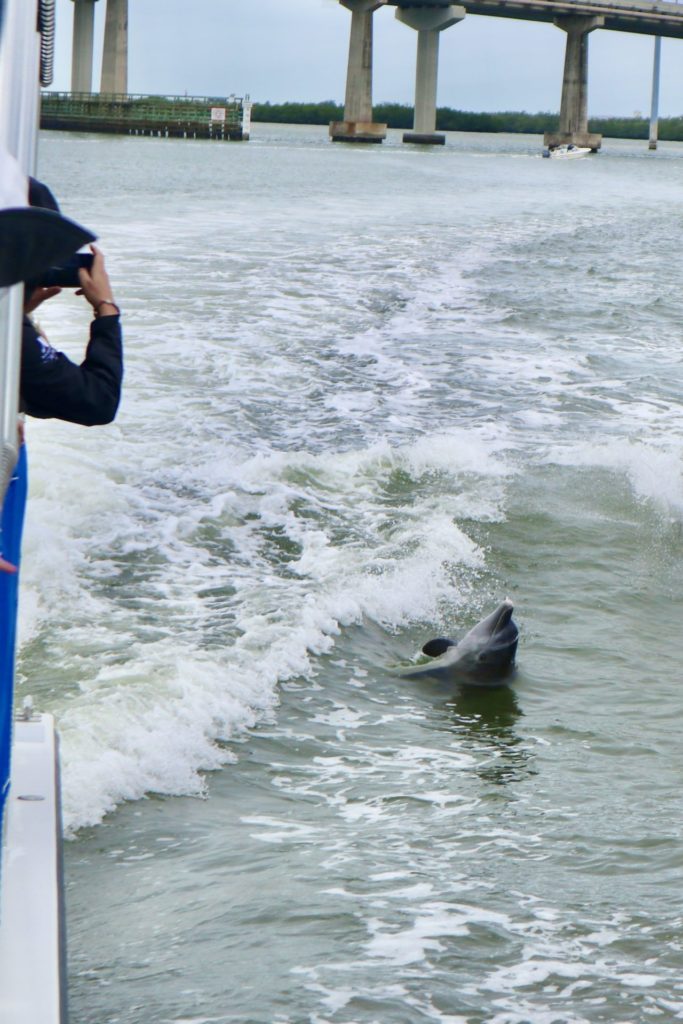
[252,101,683,140]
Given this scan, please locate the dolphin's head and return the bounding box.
[402,599,519,687]
[454,599,518,679]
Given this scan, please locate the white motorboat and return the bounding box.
[0,2,69,1022]
[543,143,592,159]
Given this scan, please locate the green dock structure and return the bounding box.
[40,92,251,141]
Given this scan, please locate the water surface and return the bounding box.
[22,124,683,1023]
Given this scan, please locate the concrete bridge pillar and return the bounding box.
[71,0,98,93]
[100,0,128,96]
[649,36,662,150]
[545,15,604,151]
[330,0,387,143]
[396,5,465,144]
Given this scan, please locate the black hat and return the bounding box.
[0,165,96,288]
[0,207,96,288]
[28,177,61,213]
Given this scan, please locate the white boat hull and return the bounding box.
[543,144,591,160]
[0,714,67,1024]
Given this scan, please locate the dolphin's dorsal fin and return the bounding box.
[421,637,457,658]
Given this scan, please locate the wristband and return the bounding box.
[94,299,121,317]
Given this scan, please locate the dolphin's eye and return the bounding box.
[478,653,487,663]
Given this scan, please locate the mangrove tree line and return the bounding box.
[251,101,683,141]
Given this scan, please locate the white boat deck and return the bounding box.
[0,714,67,1024]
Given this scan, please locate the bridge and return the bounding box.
[333,0,683,148]
[69,0,683,150]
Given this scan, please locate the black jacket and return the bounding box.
[21,314,123,426]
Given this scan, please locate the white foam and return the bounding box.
[22,413,504,830]
[545,439,683,514]
[241,815,322,845]
[483,958,591,991]
[366,901,511,967]
[620,974,658,988]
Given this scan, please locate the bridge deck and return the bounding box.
[387,0,683,38]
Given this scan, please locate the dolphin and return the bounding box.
[400,599,519,688]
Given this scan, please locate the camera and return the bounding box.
[28,252,94,289]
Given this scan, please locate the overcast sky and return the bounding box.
[52,0,683,117]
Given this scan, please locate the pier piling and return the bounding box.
[330,0,387,143]
[395,4,465,145]
[545,14,604,151]
[649,36,662,150]
[101,0,128,95]
[71,0,98,93]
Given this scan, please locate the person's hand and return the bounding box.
[24,285,61,315]
[0,557,17,574]
[77,244,117,313]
